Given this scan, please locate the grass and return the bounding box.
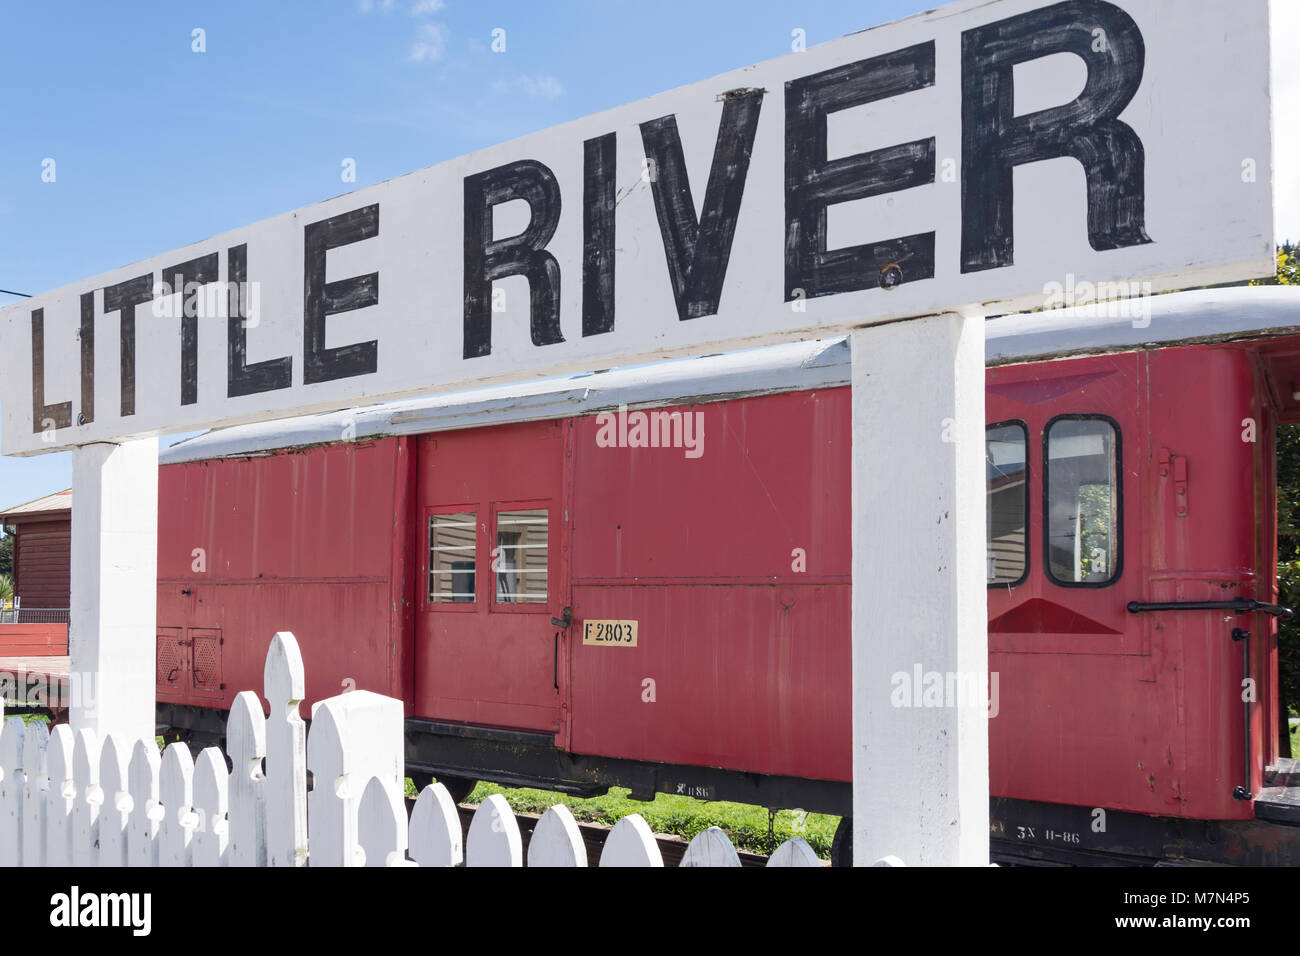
[404,777,838,858]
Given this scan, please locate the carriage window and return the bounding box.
[495,509,548,604]
[986,422,1028,586]
[429,512,477,603]
[1046,418,1120,586]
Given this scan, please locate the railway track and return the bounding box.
[454,804,773,867]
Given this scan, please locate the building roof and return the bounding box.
[0,488,71,521]
[160,286,1300,465]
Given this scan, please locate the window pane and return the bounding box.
[986,423,1027,585]
[496,509,548,604]
[429,512,476,603]
[1046,419,1119,585]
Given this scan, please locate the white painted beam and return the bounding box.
[69,438,158,742]
[850,313,988,866]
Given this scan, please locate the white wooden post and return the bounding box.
[69,438,158,742]
[263,632,307,867]
[849,314,988,866]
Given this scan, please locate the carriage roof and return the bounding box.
[161,286,1300,464]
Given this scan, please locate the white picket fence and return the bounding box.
[0,631,846,867]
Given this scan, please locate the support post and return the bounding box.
[850,312,988,866]
[69,438,158,742]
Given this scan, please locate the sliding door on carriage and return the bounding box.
[413,420,568,734]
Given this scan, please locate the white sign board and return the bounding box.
[0,0,1273,455]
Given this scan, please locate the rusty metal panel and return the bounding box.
[156,627,185,698]
[190,628,222,698]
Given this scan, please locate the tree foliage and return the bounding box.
[1271,245,1300,734]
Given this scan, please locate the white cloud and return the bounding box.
[411,0,446,15]
[410,22,448,62]
[1272,0,1299,242]
[358,0,396,12]
[492,74,565,99]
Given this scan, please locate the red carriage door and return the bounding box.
[414,420,567,734]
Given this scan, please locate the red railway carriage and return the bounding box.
[155,287,1300,865]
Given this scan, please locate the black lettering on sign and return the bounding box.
[102,273,153,417]
[785,43,936,301]
[30,309,72,434]
[162,252,219,405]
[639,88,763,321]
[961,0,1151,273]
[79,291,94,424]
[463,161,564,359]
[227,244,291,397]
[583,133,616,337]
[303,205,380,384]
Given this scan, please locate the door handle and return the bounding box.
[553,632,559,690]
[550,606,572,628]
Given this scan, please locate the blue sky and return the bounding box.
[0,0,1296,513]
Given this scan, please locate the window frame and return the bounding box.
[424,504,481,612]
[489,498,553,614]
[986,418,1030,590]
[1041,413,1124,589]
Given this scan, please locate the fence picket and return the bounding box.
[127,738,161,867]
[192,747,230,866]
[21,720,49,868]
[767,836,820,867]
[44,725,75,866]
[159,742,198,866]
[0,716,25,866]
[226,690,267,867]
[408,783,462,867]
[71,728,101,867]
[466,793,522,867]
[357,776,412,867]
[680,826,741,867]
[0,632,850,870]
[98,734,130,867]
[599,814,663,867]
[264,632,307,867]
[527,803,586,868]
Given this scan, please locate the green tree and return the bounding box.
[0,527,12,577]
[1269,244,1300,756]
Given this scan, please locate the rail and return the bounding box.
[0,607,69,624]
